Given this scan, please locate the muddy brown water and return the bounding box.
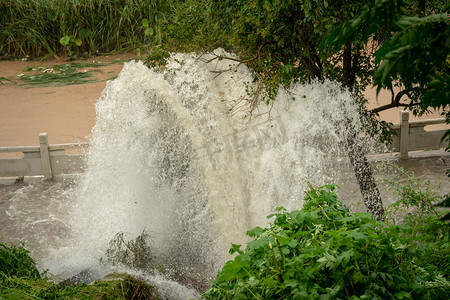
[0,53,139,148]
[0,53,446,148]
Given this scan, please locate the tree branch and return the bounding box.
[199,42,271,65]
[369,89,420,114]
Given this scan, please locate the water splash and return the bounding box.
[64,50,386,287]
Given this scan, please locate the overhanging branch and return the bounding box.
[369,89,419,114]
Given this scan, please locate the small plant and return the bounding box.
[146,47,170,68]
[384,164,445,230]
[60,35,82,57]
[142,19,155,40]
[100,230,155,272]
[0,241,40,278]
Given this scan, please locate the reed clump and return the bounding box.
[0,0,180,58]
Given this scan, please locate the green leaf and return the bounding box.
[247,226,264,237]
[288,239,299,248]
[59,36,70,46]
[375,45,411,86]
[317,252,336,269]
[79,28,90,40]
[394,291,412,299]
[142,18,149,28]
[145,27,154,36]
[397,13,448,30]
[229,243,243,255]
[347,231,369,241]
[275,206,286,212]
[262,277,278,287]
[335,249,354,266]
[271,234,291,245]
[396,16,422,29]
[74,39,82,47]
[216,256,250,283]
[216,261,241,283]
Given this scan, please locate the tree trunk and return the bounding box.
[346,125,385,220]
[341,44,385,220]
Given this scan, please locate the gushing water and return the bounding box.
[63,50,384,281]
[3,50,447,298]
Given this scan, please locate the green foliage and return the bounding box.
[100,231,155,272]
[0,0,181,58]
[0,241,160,299]
[146,47,171,68]
[162,0,401,141]
[385,170,443,220]
[165,0,371,92]
[1,272,160,300]
[322,0,449,116]
[322,0,450,165]
[0,242,40,279]
[203,184,450,299]
[373,11,449,113]
[60,34,84,57]
[163,0,448,142]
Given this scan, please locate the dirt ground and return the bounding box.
[0,54,446,149]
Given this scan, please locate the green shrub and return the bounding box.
[203,184,450,299]
[0,241,160,299]
[0,241,40,279]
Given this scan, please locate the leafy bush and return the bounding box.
[0,241,40,279]
[0,240,160,299]
[203,184,450,299]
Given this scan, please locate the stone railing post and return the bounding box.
[400,111,410,159]
[39,133,53,179]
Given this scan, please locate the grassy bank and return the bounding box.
[0,241,160,299]
[0,0,180,58]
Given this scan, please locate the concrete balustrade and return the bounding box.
[0,111,447,179]
[391,111,447,159]
[0,134,88,179]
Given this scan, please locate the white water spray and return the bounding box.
[63,50,385,290]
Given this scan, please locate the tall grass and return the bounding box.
[0,0,180,57]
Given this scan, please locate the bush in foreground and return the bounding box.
[0,242,159,299]
[204,184,450,299]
